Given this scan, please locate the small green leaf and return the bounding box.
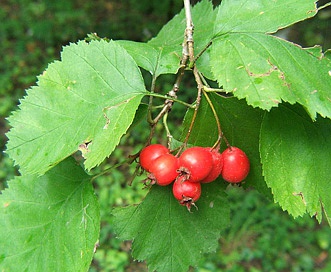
[260,104,331,222]
[116,40,181,76]
[111,183,229,272]
[210,33,331,119]
[214,0,317,35]
[6,40,146,175]
[0,158,100,271]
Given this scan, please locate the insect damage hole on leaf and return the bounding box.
[78,140,92,158]
[102,98,136,129]
[246,59,291,88]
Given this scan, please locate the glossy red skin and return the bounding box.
[172,176,201,203]
[178,147,213,182]
[139,144,169,172]
[201,148,223,183]
[221,147,250,183]
[148,154,179,186]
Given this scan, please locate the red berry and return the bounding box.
[201,148,223,183]
[178,147,213,182]
[139,144,169,172]
[148,154,179,186]
[172,176,201,210]
[221,147,250,183]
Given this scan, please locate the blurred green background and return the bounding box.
[1,1,331,271]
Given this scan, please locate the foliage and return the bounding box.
[6,40,146,175]
[111,183,229,272]
[1,0,331,271]
[0,158,100,271]
[196,187,331,272]
[0,0,182,123]
[260,104,331,222]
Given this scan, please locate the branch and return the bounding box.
[148,0,196,127]
[146,0,198,146]
[183,0,195,64]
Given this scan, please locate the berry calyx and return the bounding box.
[172,176,201,211]
[148,154,179,186]
[139,144,169,172]
[178,147,213,182]
[201,148,223,183]
[221,146,250,183]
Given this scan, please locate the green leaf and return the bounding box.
[120,0,217,77]
[260,104,331,223]
[181,94,270,196]
[149,0,217,53]
[6,40,146,175]
[0,157,100,271]
[214,0,317,35]
[116,40,181,77]
[111,183,229,272]
[210,33,331,119]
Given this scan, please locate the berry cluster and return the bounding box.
[139,144,250,210]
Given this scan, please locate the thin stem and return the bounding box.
[181,66,203,150]
[153,101,173,124]
[146,123,156,146]
[91,155,137,182]
[147,75,158,124]
[146,92,194,109]
[203,86,226,93]
[202,90,230,149]
[190,41,212,69]
[145,70,185,139]
[163,112,173,149]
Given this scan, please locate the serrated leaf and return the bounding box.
[121,0,217,77]
[0,158,100,271]
[214,0,317,35]
[116,40,181,76]
[260,104,331,223]
[111,183,229,272]
[6,40,146,175]
[210,33,331,119]
[149,0,217,53]
[181,94,270,196]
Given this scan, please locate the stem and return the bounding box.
[191,41,212,68]
[146,123,156,146]
[147,0,196,129]
[146,92,194,109]
[202,90,230,149]
[202,90,222,147]
[147,75,158,124]
[145,73,159,146]
[178,0,202,152]
[197,73,228,95]
[203,86,226,93]
[163,112,173,149]
[183,0,195,65]
[91,154,138,182]
[181,66,203,149]
[184,88,201,145]
[153,101,173,124]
